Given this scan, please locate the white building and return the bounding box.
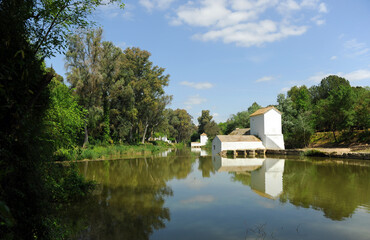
[191,133,208,148]
[250,106,285,150]
[212,106,284,154]
[212,135,264,155]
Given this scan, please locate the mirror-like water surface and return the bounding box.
[71,149,370,240]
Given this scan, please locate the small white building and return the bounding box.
[250,106,285,150]
[212,135,264,155]
[191,133,209,148]
[212,106,284,154]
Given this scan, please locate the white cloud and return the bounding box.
[311,15,325,25]
[256,76,274,82]
[343,69,370,81]
[171,0,327,47]
[280,87,291,93]
[184,95,207,109]
[180,81,214,89]
[344,39,370,56]
[318,2,327,13]
[139,0,175,11]
[98,2,133,20]
[307,72,331,83]
[330,56,337,60]
[307,69,370,84]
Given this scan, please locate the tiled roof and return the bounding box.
[200,133,207,136]
[216,135,261,142]
[228,128,250,135]
[249,106,281,117]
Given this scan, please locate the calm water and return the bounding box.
[70,149,370,240]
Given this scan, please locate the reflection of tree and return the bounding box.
[280,161,370,221]
[230,172,251,186]
[198,156,215,178]
[68,155,194,239]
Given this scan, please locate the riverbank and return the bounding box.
[266,147,370,160]
[54,141,182,162]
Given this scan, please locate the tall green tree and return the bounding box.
[66,28,104,147]
[119,47,171,143]
[99,41,122,141]
[0,0,123,238]
[197,110,219,138]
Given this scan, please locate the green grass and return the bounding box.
[302,149,327,157]
[53,142,174,161]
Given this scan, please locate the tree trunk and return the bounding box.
[332,130,337,142]
[83,124,89,148]
[142,118,149,144]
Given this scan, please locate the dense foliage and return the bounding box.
[218,75,369,148]
[0,0,123,239]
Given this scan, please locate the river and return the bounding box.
[68,148,370,240]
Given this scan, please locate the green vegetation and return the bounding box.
[0,0,124,238]
[217,76,369,149]
[54,143,173,161]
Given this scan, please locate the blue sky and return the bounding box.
[47,0,370,123]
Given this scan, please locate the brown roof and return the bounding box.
[229,128,250,135]
[249,106,281,117]
[216,135,261,142]
[200,133,207,136]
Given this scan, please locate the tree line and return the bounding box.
[51,27,197,147]
[213,75,369,148]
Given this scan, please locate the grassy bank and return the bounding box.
[54,141,177,161]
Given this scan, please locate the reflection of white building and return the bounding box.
[212,156,285,199]
[251,159,285,199]
[191,133,208,148]
[212,155,264,172]
[191,147,208,156]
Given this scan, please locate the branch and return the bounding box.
[34,3,69,55]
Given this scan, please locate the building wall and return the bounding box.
[265,135,285,149]
[263,110,282,134]
[250,109,285,150]
[221,141,265,151]
[200,135,208,145]
[212,137,222,154]
[250,114,264,138]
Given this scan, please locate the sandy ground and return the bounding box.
[302,144,369,153]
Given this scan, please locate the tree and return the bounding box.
[197,110,219,138]
[119,47,171,143]
[221,102,261,135]
[45,77,86,150]
[288,85,311,113]
[0,0,123,238]
[99,41,122,141]
[314,83,355,141]
[166,109,195,143]
[66,28,104,146]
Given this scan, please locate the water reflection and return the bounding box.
[69,150,370,239]
[191,147,208,156]
[72,151,195,239]
[212,155,285,199]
